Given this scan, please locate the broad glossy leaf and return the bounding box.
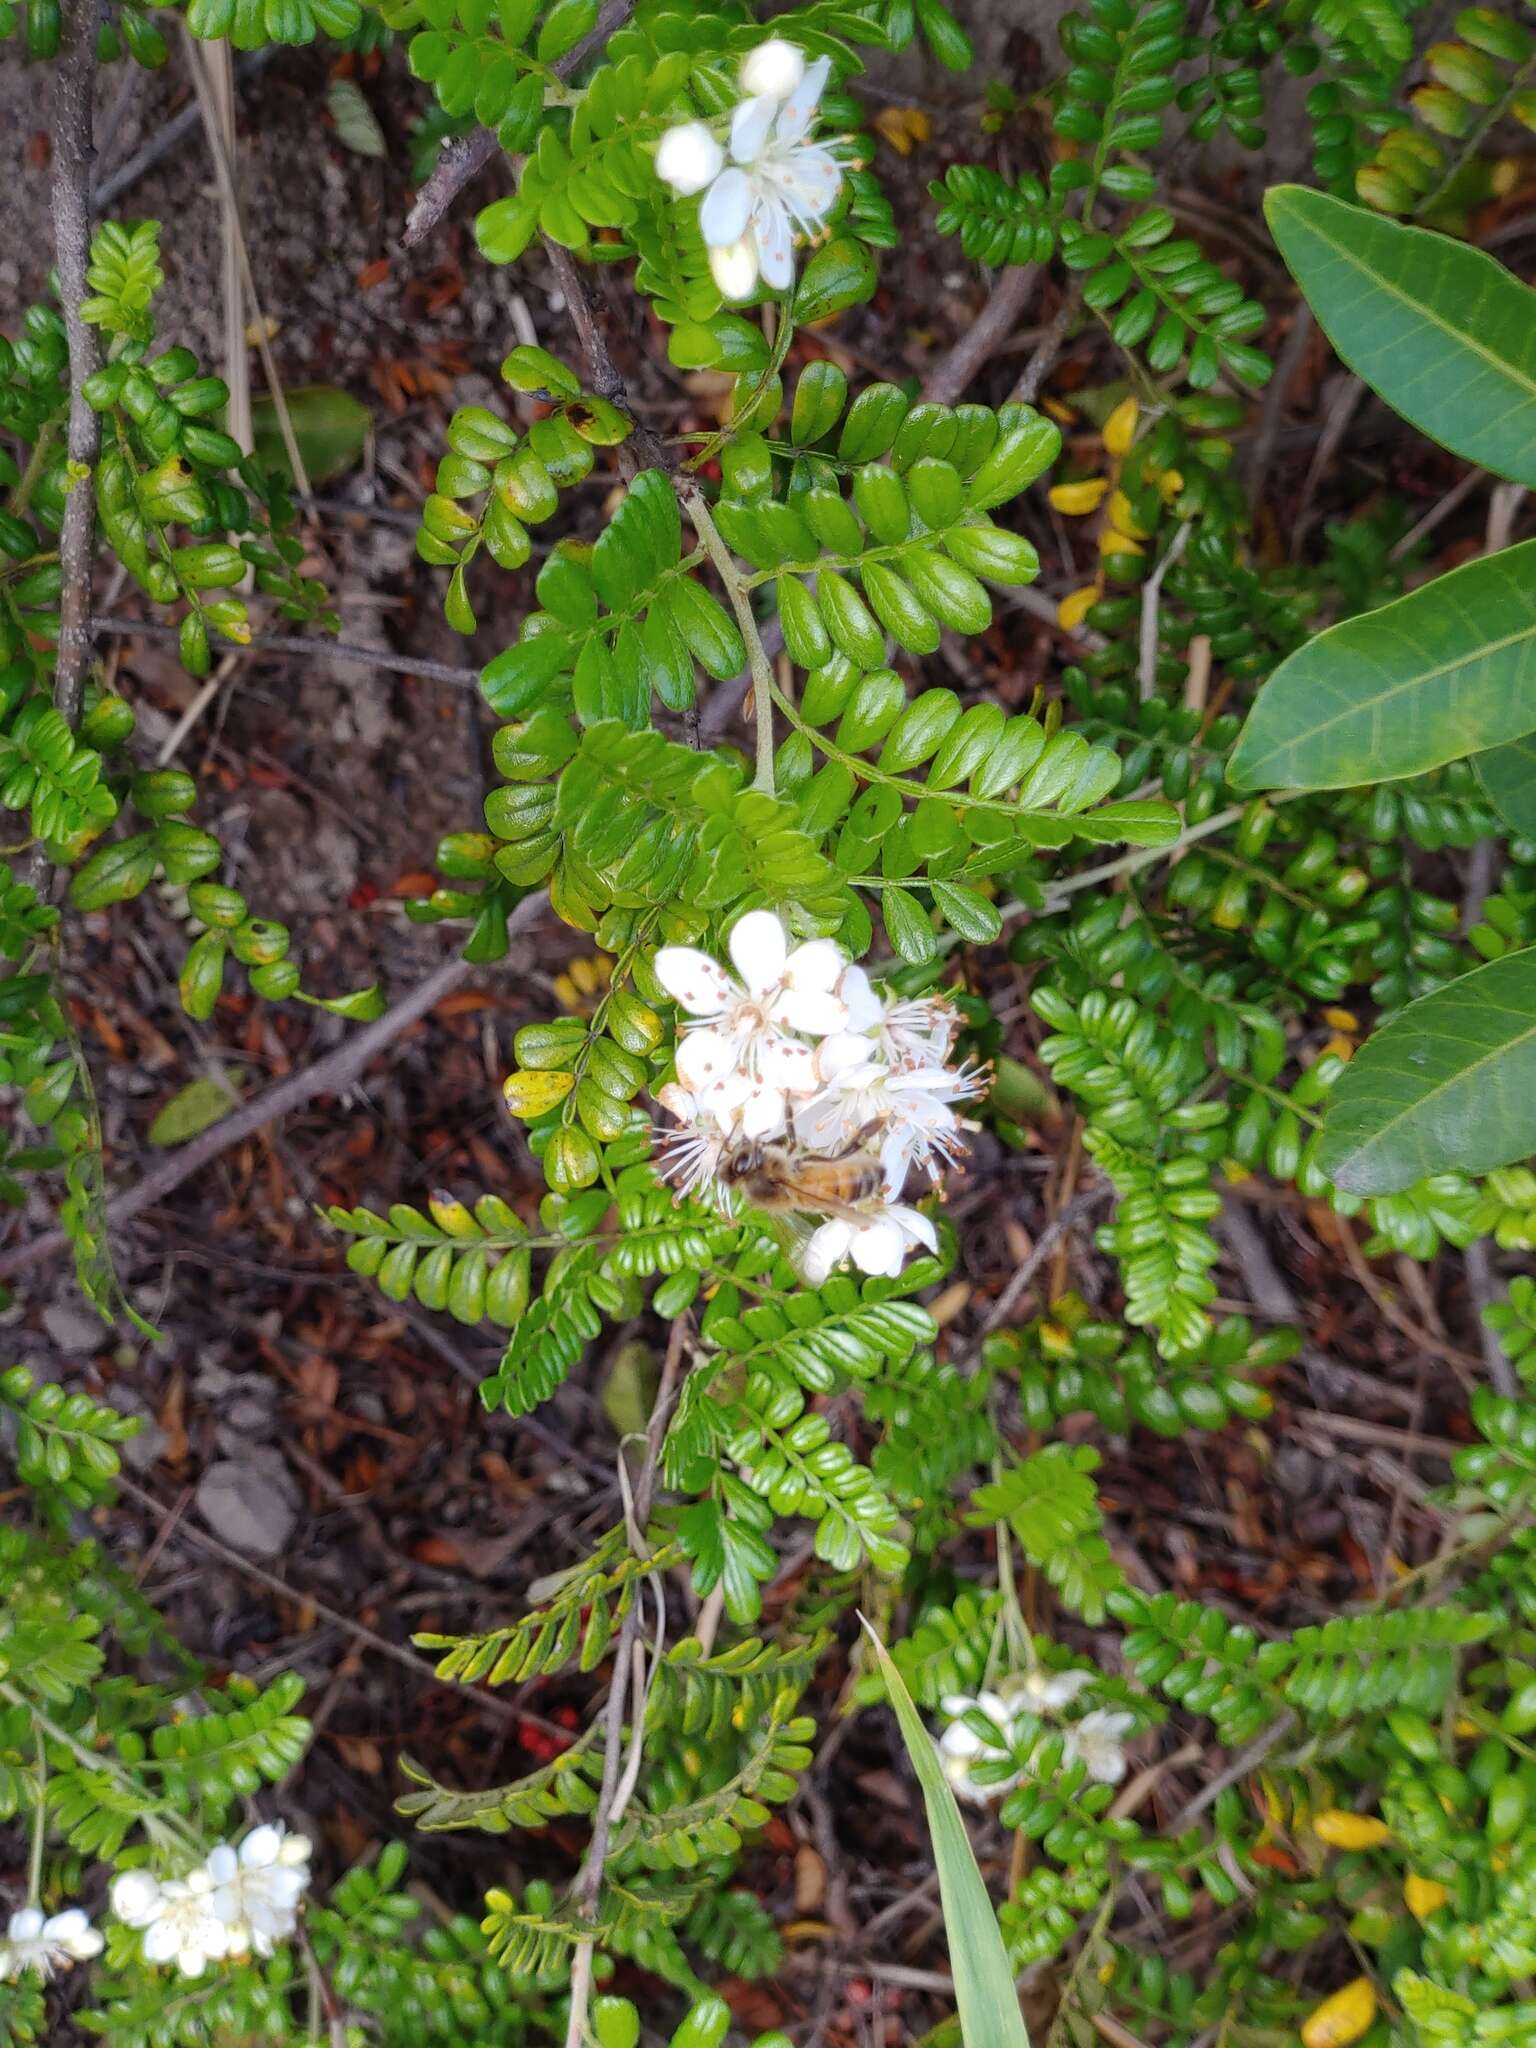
[1264,186,1536,487]
[1319,948,1536,1193]
[860,1620,1031,2048]
[1473,734,1536,837]
[252,386,370,486]
[1229,541,1536,791]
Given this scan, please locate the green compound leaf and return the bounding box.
[1264,185,1536,488]
[1229,540,1536,790]
[1319,946,1536,1193]
[860,1619,1031,2048]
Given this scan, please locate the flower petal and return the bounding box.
[709,234,759,301]
[699,165,754,247]
[801,1218,852,1285]
[739,1082,787,1140]
[783,936,845,993]
[9,1911,42,1944]
[775,986,847,1035]
[893,1204,938,1255]
[813,1035,878,1090]
[729,92,779,166]
[111,1873,163,1928]
[239,1825,282,1870]
[653,945,733,1016]
[142,1919,181,1964]
[676,1026,740,1094]
[772,53,831,147]
[837,964,883,1033]
[654,121,725,196]
[205,1846,238,1885]
[851,1214,903,1275]
[727,908,788,993]
[759,144,842,231]
[751,195,795,290]
[758,1035,819,1096]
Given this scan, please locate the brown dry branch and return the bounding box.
[0,908,550,1287]
[399,0,637,249]
[91,613,483,688]
[35,0,102,900]
[921,263,1040,408]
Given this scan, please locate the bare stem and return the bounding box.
[562,1317,690,2048]
[682,486,778,793]
[48,0,102,769]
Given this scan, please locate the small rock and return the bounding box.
[196,1449,300,1558]
[42,1302,110,1355]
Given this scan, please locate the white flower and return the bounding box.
[838,964,963,1069]
[801,1200,936,1284]
[739,36,806,99]
[655,56,842,301]
[654,910,846,1140]
[118,1865,231,1978]
[1012,1667,1093,1713]
[0,1905,103,1981]
[937,1692,1020,1805]
[1063,1708,1137,1786]
[110,1869,166,1929]
[654,122,723,197]
[206,1824,312,1957]
[796,1032,984,1200]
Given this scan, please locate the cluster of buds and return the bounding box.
[651,910,985,1281]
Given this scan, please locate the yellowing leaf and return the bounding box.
[1058,584,1099,630]
[1103,395,1139,458]
[1047,477,1110,515]
[1404,1873,1449,1919]
[1302,1979,1378,2048]
[1313,1809,1391,1849]
[503,1068,575,1117]
[872,105,932,155]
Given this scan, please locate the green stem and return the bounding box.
[9,422,60,520]
[29,1723,47,1906]
[1,1679,202,1855]
[684,485,778,794]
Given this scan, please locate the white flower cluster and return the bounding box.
[938,1670,1137,1804]
[0,1904,102,1981]
[654,38,842,301]
[111,1824,311,1978]
[652,910,984,1282]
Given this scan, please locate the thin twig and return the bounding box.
[0,919,543,1285]
[180,29,312,502]
[1138,520,1191,701]
[400,0,637,249]
[114,1471,522,1727]
[921,264,1039,408]
[966,1187,1112,1354]
[1291,373,1364,556]
[1242,304,1312,502]
[92,613,481,687]
[1010,282,1082,406]
[684,485,777,792]
[563,1316,690,2048]
[539,237,673,478]
[38,0,102,901]
[92,50,279,211]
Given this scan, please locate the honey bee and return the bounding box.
[719,1129,886,1222]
